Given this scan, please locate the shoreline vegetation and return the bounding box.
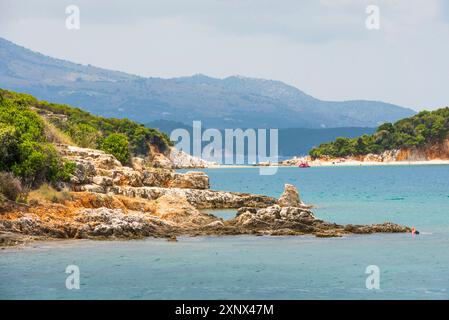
[308,107,449,161]
[244,107,449,168]
[0,89,411,247]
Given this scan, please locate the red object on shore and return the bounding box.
[298,161,310,168]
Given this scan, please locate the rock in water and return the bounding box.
[278,184,301,207]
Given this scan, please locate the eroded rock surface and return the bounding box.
[278,183,302,207]
[169,148,215,168]
[0,147,412,246]
[59,145,210,190]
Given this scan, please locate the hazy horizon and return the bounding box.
[1,0,448,111]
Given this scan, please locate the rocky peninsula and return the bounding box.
[0,144,411,247]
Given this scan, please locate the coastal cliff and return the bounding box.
[395,139,449,161]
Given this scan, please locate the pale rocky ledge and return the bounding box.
[0,145,410,246]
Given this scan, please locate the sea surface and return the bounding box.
[1,166,449,299]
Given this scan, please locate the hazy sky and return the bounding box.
[1,0,448,110]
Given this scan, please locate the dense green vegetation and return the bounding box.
[39,101,173,156]
[35,98,171,155]
[0,89,173,196]
[0,89,172,166]
[101,134,130,164]
[0,90,75,187]
[309,108,449,159]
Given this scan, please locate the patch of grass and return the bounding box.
[0,172,25,202]
[42,117,75,145]
[28,183,72,204]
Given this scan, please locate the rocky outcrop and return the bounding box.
[278,183,302,207]
[150,152,174,169]
[73,208,158,238]
[169,148,214,168]
[73,185,276,209]
[349,141,449,162]
[167,171,209,189]
[232,204,409,237]
[396,139,449,161]
[0,183,411,245]
[0,145,412,246]
[0,231,37,246]
[361,150,400,162]
[230,185,410,237]
[59,144,273,209]
[58,145,210,190]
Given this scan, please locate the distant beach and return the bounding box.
[205,159,449,169]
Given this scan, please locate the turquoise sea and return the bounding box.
[1,166,449,299]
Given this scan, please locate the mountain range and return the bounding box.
[0,37,415,129]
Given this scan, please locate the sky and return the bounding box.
[0,0,448,111]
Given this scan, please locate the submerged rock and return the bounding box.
[0,231,38,246]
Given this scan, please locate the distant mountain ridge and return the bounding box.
[0,37,416,128]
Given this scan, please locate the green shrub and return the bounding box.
[0,91,76,186]
[101,133,130,164]
[0,126,19,171]
[66,122,100,148]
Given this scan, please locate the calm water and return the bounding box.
[1,166,449,299]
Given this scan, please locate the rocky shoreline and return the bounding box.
[0,145,411,247]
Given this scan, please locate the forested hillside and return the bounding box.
[309,108,449,159]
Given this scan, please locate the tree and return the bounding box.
[101,133,130,164]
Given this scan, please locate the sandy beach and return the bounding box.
[204,159,449,169]
[299,159,449,167]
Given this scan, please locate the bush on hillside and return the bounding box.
[0,91,75,186]
[0,126,19,171]
[101,133,131,164]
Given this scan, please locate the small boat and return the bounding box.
[298,161,310,168]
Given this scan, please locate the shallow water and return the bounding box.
[1,165,449,299]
